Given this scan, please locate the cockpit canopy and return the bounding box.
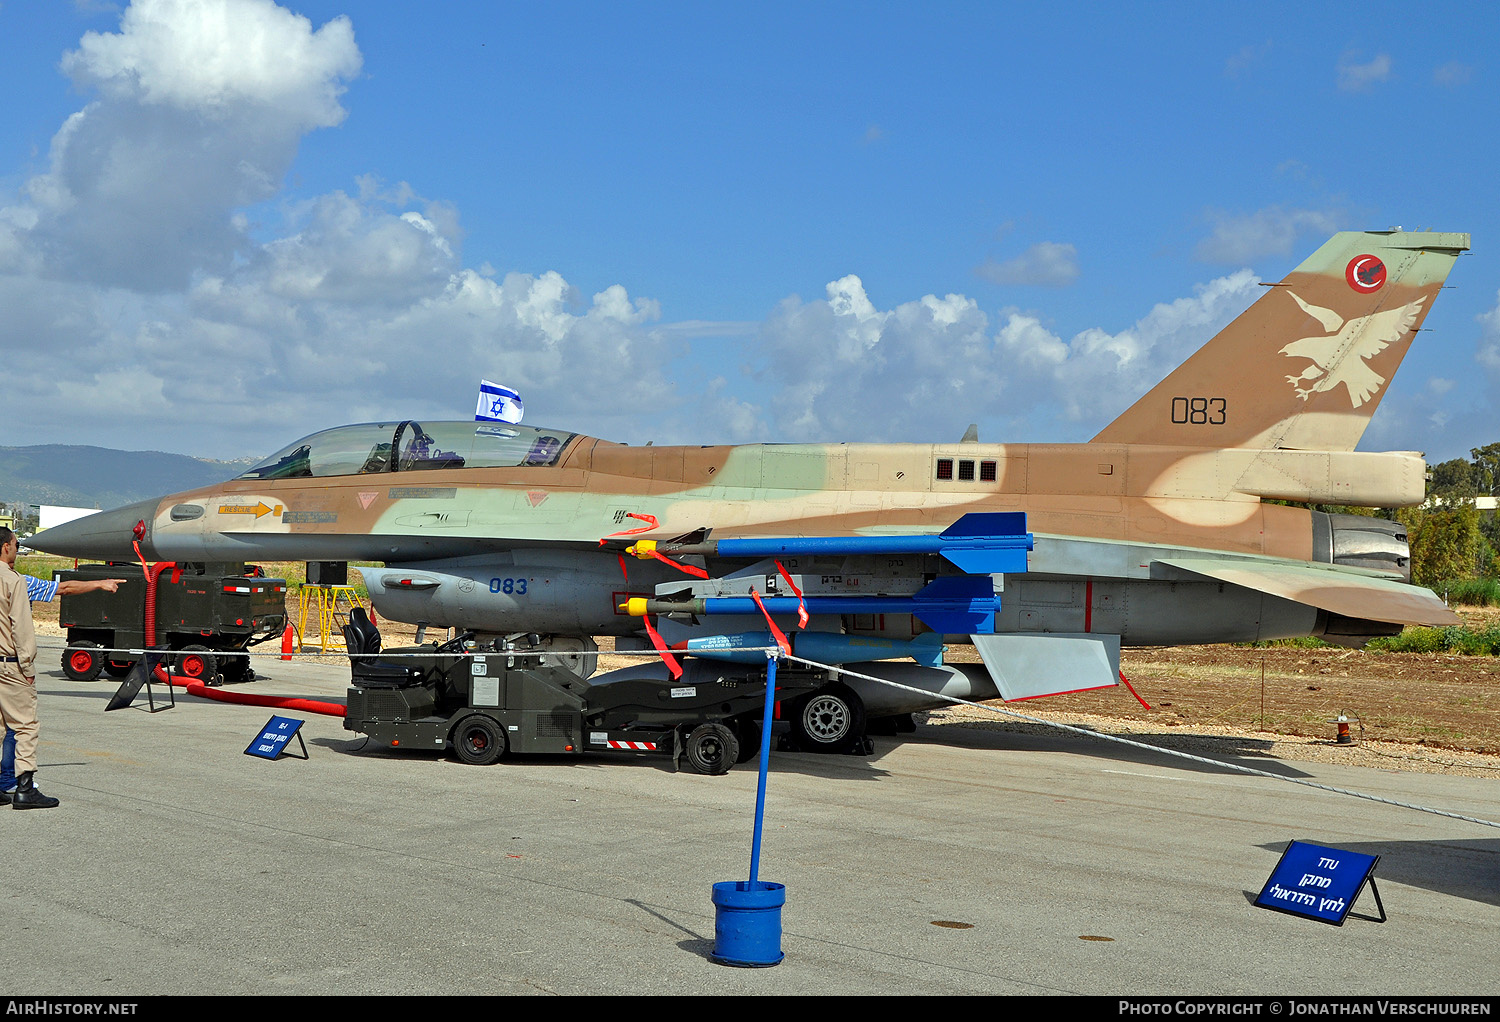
[238,421,579,480]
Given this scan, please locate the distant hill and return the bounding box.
[0,445,254,510]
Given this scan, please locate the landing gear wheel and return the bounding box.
[453,715,507,766]
[62,641,105,682]
[173,645,218,684]
[103,659,133,679]
[791,684,866,754]
[685,723,739,775]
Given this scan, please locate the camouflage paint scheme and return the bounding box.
[34,230,1467,709]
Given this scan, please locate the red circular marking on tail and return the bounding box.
[1345,255,1386,293]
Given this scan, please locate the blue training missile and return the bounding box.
[629,511,1032,576]
[670,630,945,667]
[623,574,1000,635]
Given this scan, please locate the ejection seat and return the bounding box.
[342,607,428,688]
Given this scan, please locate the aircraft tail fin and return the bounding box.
[1092,230,1468,451]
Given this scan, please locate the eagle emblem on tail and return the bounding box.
[1280,291,1425,408]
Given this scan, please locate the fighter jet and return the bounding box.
[34,229,1467,752]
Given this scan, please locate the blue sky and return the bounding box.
[2,0,1497,464]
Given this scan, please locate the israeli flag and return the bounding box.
[475,380,523,423]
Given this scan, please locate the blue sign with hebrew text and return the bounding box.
[244,715,306,760]
[1255,840,1379,926]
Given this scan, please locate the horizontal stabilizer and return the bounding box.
[971,632,1121,701]
[1156,558,1460,627]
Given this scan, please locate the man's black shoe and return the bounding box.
[12,772,59,810]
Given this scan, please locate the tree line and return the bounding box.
[1399,442,1500,586]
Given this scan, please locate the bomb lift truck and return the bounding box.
[340,609,828,774]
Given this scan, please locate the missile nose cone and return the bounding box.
[27,499,160,560]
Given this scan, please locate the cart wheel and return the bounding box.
[453,715,507,766]
[174,645,218,683]
[62,641,105,682]
[685,723,739,775]
[790,684,866,754]
[103,659,133,679]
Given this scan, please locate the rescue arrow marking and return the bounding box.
[218,502,280,518]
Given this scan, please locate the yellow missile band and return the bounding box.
[628,540,658,558]
[619,597,650,617]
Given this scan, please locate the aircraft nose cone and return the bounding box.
[27,499,160,561]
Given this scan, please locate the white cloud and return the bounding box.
[4,0,361,291]
[995,270,1261,426]
[975,241,1079,287]
[0,1,679,455]
[1195,206,1341,264]
[1477,289,1500,374]
[1433,61,1472,87]
[1224,40,1271,79]
[738,269,1260,443]
[63,0,360,125]
[1337,52,1391,93]
[0,1,1383,465]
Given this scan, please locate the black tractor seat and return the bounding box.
[343,607,430,689]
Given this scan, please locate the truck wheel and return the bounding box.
[453,715,507,766]
[62,641,105,682]
[734,719,762,763]
[790,684,866,754]
[221,653,253,683]
[685,723,739,775]
[174,645,218,684]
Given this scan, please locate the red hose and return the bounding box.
[142,559,176,647]
[140,555,345,717]
[151,665,346,717]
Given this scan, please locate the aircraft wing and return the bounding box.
[1154,557,1461,627]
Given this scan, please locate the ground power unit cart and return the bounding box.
[58,561,288,684]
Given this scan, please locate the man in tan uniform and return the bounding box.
[0,527,59,809]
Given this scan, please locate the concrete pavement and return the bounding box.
[8,643,1498,996]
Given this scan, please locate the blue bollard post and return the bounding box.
[710,649,785,967]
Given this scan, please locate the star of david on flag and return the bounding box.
[475,380,523,423]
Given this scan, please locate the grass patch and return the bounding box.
[1435,577,1500,607]
[1241,636,1330,650]
[1367,623,1500,656]
[1240,622,1500,656]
